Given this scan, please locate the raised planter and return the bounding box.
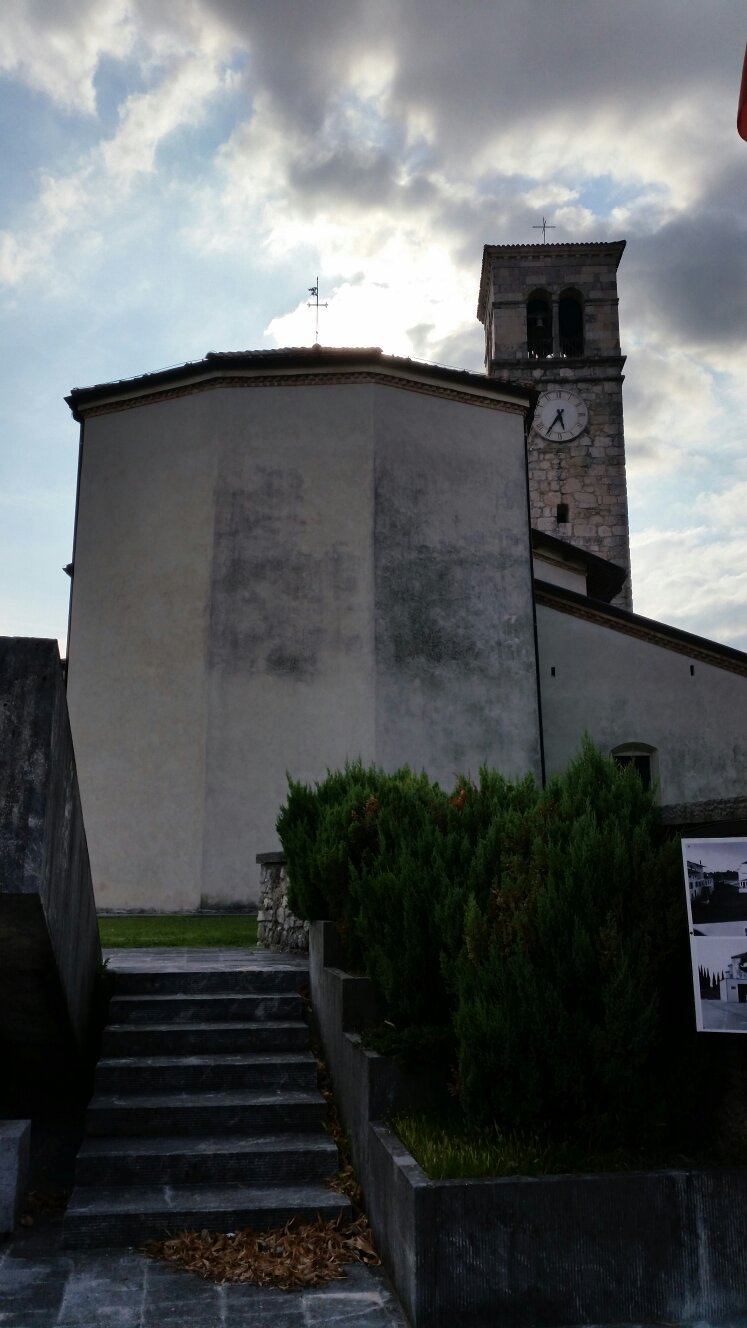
[309,920,747,1328]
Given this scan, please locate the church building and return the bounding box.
[64,242,747,911]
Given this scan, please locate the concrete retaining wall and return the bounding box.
[309,920,747,1327]
[0,1121,30,1232]
[0,638,101,1104]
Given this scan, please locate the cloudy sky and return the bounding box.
[2,0,746,652]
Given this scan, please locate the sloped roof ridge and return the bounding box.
[535,579,747,676]
[66,345,536,419]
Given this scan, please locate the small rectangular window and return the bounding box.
[613,752,651,790]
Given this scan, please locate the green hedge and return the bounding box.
[455,742,696,1148]
[277,741,701,1149]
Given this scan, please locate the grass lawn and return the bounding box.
[99,914,258,948]
[392,1111,709,1180]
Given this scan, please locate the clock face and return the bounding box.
[534,389,588,442]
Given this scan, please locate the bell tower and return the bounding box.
[477,241,631,607]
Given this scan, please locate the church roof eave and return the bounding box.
[531,529,627,603]
[65,346,536,422]
[535,579,747,679]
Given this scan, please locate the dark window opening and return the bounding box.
[559,291,584,357]
[613,752,652,789]
[527,292,552,359]
[690,664,695,676]
[556,502,569,523]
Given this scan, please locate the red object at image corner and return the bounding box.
[733,43,739,140]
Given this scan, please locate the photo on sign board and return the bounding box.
[688,933,747,1033]
[682,837,747,938]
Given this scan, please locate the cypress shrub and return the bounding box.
[278,762,450,975]
[347,768,453,1028]
[454,739,692,1149]
[278,762,540,1037]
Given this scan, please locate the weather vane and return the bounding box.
[307,277,328,343]
[533,216,556,243]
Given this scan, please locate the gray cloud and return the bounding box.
[204,0,745,164]
[199,0,747,367]
[625,190,747,351]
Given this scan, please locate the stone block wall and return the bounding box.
[0,638,101,1106]
[479,241,632,607]
[255,853,308,951]
[526,371,630,599]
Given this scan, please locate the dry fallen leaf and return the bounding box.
[143,1215,380,1290]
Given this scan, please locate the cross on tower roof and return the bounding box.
[532,216,556,243]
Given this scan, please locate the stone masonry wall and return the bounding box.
[0,637,101,1105]
[256,853,308,952]
[526,370,631,604]
[481,243,632,608]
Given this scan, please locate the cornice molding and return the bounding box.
[78,370,529,420]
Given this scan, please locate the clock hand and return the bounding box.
[549,409,564,431]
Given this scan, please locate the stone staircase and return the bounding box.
[64,954,350,1247]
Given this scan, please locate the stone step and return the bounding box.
[86,1089,327,1137]
[107,992,303,1024]
[74,1132,339,1187]
[63,1182,351,1248]
[112,966,309,997]
[94,1051,318,1095]
[101,1020,310,1056]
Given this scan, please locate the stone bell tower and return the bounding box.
[477,241,632,607]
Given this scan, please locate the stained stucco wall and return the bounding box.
[372,386,540,784]
[200,383,377,907]
[67,376,540,910]
[66,394,219,910]
[538,604,747,804]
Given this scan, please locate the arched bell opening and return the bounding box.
[526,290,552,359]
[558,289,584,357]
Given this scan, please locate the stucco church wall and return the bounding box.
[372,386,541,784]
[67,376,539,910]
[67,395,218,911]
[538,604,747,804]
[199,383,377,908]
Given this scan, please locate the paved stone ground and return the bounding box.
[0,948,410,1325]
[0,1220,410,1326]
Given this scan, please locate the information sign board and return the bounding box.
[683,836,747,1032]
